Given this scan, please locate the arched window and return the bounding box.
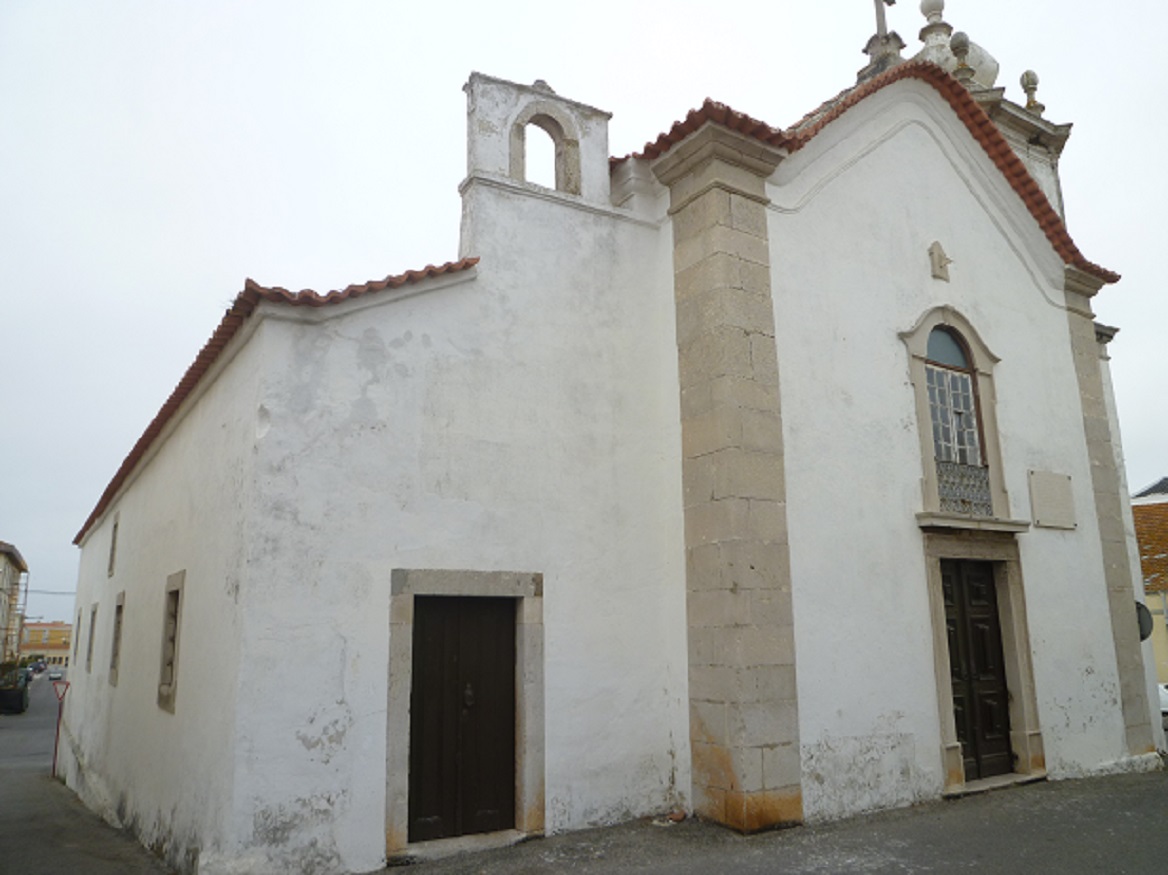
[926,327,991,515]
[902,310,1007,520]
[508,105,582,195]
[926,328,982,467]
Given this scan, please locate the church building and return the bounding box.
[60,3,1163,873]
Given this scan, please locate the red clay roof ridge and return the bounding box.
[74,257,479,545]
[243,257,481,306]
[609,61,1117,285]
[611,97,791,167]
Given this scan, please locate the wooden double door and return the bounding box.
[408,596,516,843]
[942,559,1014,781]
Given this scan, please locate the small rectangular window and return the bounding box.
[86,605,98,673]
[109,593,125,686]
[107,515,119,578]
[158,571,184,712]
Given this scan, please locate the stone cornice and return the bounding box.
[916,512,1031,533]
[1065,264,1107,296]
[651,122,785,208]
[974,92,1073,156]
[1094,322,1119,345]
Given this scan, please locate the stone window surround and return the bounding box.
[386,569,544,857]
[901,306,1011,522]
[508,101,581,195]
[922,529,1045,790]
[157,570,184,713]
[109,591,125,686]
[85,604,98,673]
[107,513,119,578]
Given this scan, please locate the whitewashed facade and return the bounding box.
[61,6,1163,873]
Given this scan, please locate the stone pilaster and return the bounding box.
[653,124,802,832]
[1064,267,1155,756]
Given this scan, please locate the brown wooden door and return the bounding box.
[942,559,1013,780]
[408,596,516,842]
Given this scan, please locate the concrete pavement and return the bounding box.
[0,670,173,874]
[415,767,1168,875]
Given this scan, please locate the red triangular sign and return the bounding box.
[52,681,70,701]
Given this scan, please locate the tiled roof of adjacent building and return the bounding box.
[73,258,479,544]
[0,541,27,573]
[612,60,1118,285]
[1134,502,1168,593]
[1135,476,1168,500]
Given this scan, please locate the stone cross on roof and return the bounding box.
[861,0,904,81]
[874,0,896,38]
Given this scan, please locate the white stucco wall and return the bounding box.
[215,170,688,872]
[61,71,1154,874]
[62,328,260,870]
[768,80,1132,820]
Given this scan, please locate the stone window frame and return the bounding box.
[385,569,544,857]
[107,513,119,578]
[901,307,1014,526]
[109,592,125,686]
[157,570,184,713]
[85,604,98,673]
[508,101,581,195]
[922,529,1045,790]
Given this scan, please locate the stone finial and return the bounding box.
[950,31,975,85]
[531,79,555,94]
[916,0,952,64]
[921,0,945,25]
[1021,70,1045,116]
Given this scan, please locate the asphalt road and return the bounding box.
[0,670,173,874]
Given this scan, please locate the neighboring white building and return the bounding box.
[60,4,1163,873]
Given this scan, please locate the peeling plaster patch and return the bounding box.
[802,734,928,822]
[356,327,388,379]
[346,394,379,427]
[296,714,351,764]
[250,792,348,873]
[255,403,271,439]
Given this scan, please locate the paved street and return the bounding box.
[3,679,1167,874]
[417,768,1168,875]
[0,671,173,874]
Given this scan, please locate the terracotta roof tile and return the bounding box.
[74,257,479,545]
[1134,502,1168,593]
[610,98,791,166]
[788,62,1119,283]
[613,61,1118,285]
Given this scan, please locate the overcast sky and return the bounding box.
[2,1,1165,621]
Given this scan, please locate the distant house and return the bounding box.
[20,620,73,667]
[0,540,28,666]
[1133,478,1168,682]
[60,4,1162,874]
